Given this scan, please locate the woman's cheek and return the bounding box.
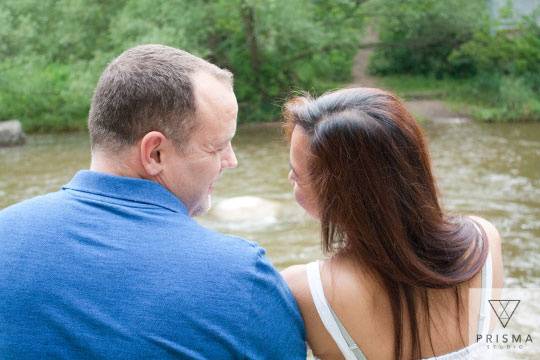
[293,185,305,207]
[296,185,320,219]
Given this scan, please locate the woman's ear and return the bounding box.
[139,131,167,176]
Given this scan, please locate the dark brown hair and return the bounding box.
[283,87,488,359]
[88,44,232,152]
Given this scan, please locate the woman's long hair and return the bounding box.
[283,88,488,359]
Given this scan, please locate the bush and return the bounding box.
[450,17,540,121]
[466,75,540,122]
[366,0,540,122]
[450,16,540,87]
[0,0,365,131]
[365,0,485,77]
[0,59,94,132]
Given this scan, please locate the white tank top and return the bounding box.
[306,249,493,360]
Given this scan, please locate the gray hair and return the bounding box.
[88,44,233,152]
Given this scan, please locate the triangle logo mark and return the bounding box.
[488,299,520,328]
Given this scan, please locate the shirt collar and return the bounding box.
[62,170,189,214]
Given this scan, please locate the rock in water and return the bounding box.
[212,196,279,225]
[0,120,26,147]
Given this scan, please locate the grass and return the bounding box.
[376,74,540,122]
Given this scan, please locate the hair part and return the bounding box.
[88,44,233,153]
[283,87,488,359]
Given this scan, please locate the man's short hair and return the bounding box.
[88,44,233,152]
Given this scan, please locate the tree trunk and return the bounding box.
[240,1,265,98]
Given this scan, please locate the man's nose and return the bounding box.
[223,145,238,169]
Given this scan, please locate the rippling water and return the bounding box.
[1,122,539,282]
[1,120,539,356]
[205,122,540,288]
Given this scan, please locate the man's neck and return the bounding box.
[90,149,145,179]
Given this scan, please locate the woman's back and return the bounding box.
[283,217,504,360]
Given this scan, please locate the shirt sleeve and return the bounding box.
[242,246,307,359]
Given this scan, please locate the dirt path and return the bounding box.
[351,26,378,87]
[351,27,469,123]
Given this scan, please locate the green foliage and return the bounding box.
[0,0,122,62]
[0,0,364,131]
[462,75,540,122]
[365,0,486,77]
[450,17,540,121]
[450,17,540,87]
[0,59,94,132]
[367,0,540,122]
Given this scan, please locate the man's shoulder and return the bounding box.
[208,230,260,254]
[191,224,265,266]
[0,191,65,222]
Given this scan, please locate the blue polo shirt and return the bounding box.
[0,170,305,359]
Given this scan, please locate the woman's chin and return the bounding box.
[295,200,320,220]
[305,210,320,221]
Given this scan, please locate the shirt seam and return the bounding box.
[63,188,182,213]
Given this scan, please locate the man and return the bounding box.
[0,45,306,359]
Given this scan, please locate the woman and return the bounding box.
[281,88,503,360]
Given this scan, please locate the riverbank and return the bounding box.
[351,27,540,123]
[377,75,540,123]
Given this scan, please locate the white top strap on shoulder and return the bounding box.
[478,246,493,335]
[306,261,367,360]
[470,220,493,335]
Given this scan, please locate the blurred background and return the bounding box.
[1,0,539,130]
[0,0,539,356]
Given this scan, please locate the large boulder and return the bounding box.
[211,196,279,228]
[0,120,26,147]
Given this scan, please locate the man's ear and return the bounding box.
[139,131,167,176]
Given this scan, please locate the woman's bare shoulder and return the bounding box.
[468,215,504,288]
[282,262,349,358]
[281,264,311,305]
[469,215,501,241]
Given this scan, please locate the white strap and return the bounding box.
[478,248,493,335]
[306,261,360,360]
[471,220,493,335]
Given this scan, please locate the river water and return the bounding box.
[1,120,539,356]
